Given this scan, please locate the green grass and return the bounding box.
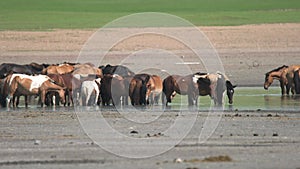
[0,0,300,30]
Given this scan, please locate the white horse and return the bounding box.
[80,78,101,106]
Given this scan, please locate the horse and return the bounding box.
[80,78,101,106]
[264,65,289,95]
[42,63,74,75]
[162,73,209,106]
[203,73,236,106]
[101,64,135,77]
[100,74,130,106]
[6,74,66,107]
[129,74,151,106]
[145,75,163,105]
[73,63,103,78]
[45,74,66,106]
[283,65,300,95]
[0,63,45,78]
[162,72,236,106]
[294,68,300,94]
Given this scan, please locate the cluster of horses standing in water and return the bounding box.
[0,62,237,109]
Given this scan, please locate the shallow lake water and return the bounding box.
[3,87,300,112]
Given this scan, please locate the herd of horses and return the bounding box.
[264,65,300,96]
[0,62,237,108]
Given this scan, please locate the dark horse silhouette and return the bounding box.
[294,68,300,94]
[100,64,135,77]
[0,63,46,78]
[129,74,151,106]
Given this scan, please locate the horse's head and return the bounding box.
[226,81,236,104]
[57,88,66,105]
[264,73,273,90]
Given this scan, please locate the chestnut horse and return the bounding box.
[6,74,65,107]
[147,75,163,105]
[264,65,289,95]
[42,63,74,75]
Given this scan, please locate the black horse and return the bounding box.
[0,62,46,78]
[100,64,135,77]
[294,69,300,94]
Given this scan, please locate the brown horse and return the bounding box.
[72,63,103,78]
[101,74,131,106]
[264,65,289,95]
[146,75,163,105]
[42,63,74,75]
[46,74,66,106]
[129,74,151,106]
[6,74,65,107]
[283,65,300,95]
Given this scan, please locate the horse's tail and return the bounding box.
[294,69,300,94]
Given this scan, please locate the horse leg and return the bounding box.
[280,80,285,96]
[24,95,28,108]
[40,90,46,107]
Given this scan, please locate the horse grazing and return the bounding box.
[294,69,300,94]
[264,65,289,95]
[45,74,66,106]
[80,78,101,106]
[162,72,236,106]
[6,74,66,107]
[203,73,236,106]
[101,64,135,77]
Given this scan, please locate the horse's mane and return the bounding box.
[266,65,288,75]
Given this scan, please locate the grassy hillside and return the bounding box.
[0,0,300,30]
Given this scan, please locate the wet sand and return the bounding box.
[0,107,299,169]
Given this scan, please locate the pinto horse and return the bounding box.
[163,72,236,106]
[264,65,289,95]
[162,73,209,106]
[204,73,236,105]
[6,74,65,107]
